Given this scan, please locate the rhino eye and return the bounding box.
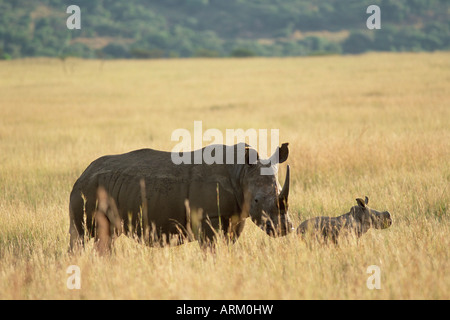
[254,199,259,203]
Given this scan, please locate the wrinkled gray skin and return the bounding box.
[297,197,392,245]
[69,143,293,252]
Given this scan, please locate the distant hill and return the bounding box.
[0,0,448,59]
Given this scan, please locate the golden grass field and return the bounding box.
[0,52,448,299]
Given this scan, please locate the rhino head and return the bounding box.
[241,143,293,237]
[351,196,392,234]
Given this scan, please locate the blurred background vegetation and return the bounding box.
[0,0,448,59]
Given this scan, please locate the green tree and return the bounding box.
[343,31,374,54]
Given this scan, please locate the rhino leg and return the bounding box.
[196,216,247,251]
[222,216,246,244]
[94,187,123,254]
[196,217,217,251]
[69,208,82,252]
[94,210,112,255]
[68,189,85,252]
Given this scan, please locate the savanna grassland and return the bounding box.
[0,53,448,299]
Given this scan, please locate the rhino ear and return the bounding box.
[244,147,259,165]
[365,196,369,205]
[278,143,289,164]
[356,198,366,208]
[267,143,289,165]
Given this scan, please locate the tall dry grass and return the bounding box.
[0,53,448,299]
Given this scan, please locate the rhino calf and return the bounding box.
[297,197,392,245]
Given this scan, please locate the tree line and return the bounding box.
[0,0,448,59]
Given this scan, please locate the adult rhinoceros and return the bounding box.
[69,143,293,252]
